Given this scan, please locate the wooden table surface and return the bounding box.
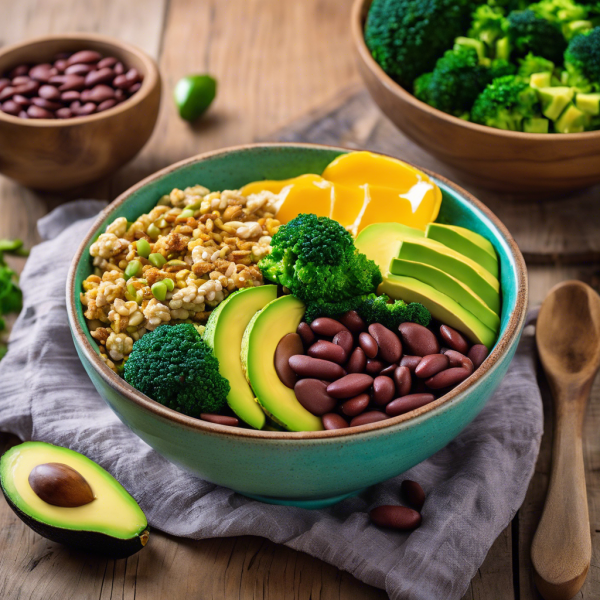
[1,1,600,599]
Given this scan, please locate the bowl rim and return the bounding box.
[351,0,600,142]
[0,32,159,126]
[66,142,528,441]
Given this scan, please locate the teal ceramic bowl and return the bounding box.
[66,143,528,508]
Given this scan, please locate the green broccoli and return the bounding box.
[471,74,540,130]
[468,4,509,50]
[0,239,27,361]
[517,52,556,76]
[123,324,230,417]
[364,0,476,88]
[507,9,567,62]
[259,214,382,303]
[304,294,431,329]
[563,27,600,91]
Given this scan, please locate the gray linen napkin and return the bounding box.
[0,202,543,600]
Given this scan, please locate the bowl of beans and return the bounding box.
[67,143,528,508]
[0,33,161,191]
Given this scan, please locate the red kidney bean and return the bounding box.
[393,366,412,397]
[415,354,449,379]
[294,379,337,415]
[11,76,31,85]
[113,61,125,75]
[59,74,86,91]
[379,363,398,377]
[333,330,353,358]
[18,110,28,118]
[65,63,95,76]
[127,82,142,94]
[400,355,422,373]
[359,332,378,358]
[85,67,115,87]
[1,100,20,116]
[70,100,82,113]
[310,317,348,337]
[425,368,471,390]
[9,65,29,78]
[347,346,366,374]
[350,411,388,427]
[365,359,385,375]
[288,355,345,380]
[31,97,62,111]
[38,84,61,101]
[53,59,68,72]
[297,321,315,347]
[327,373,373,399]
[398,323,440,357]
[275,333,304,388]
[340,393,370,417]
[370,505,422,530]
[368,323,402,363]
[0,78,10,93]
[97,98,117,112]
[468,344,489,369]
[61,90,80,102]
[27,105,54,119]
[77,102,96,116]
[125,67,141,83]
[339,310,366,333]
[440,324,469,354]
[87,84,115,102]
[14,80,40,96]
[0,86,14,101]
[401,480,426,511]
[308,340,346,365]
[49,74,68,84]
[97,56,118,69]
[67,50,102,66]
[113,74,129,89]
[56,107,72,119]
[322,413,348,430]
[386,393,435,416]
[443,349,474,374]
[114,88,126,102]
[200,413,239,426]
[29,64,57,82]
[372,376,395,406]
[12,94,30,107]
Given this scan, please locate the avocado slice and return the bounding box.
[380,274,497,349]
[389,258,500,333]
[555,103,586,133]
[425,223,498,278]
[496,37,510,61]
[536,87,574,121]
[204,285,277,429]
[575,93,600,116]
[394,238,500,314]
[523,117,550,133]
[530,72,552,89]
[0,442,148,558]
[354,222,424,273]
[241,295,323,432]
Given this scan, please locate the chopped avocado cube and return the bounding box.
[530,72,552,89]
[454,37,487,63]
[555,103,586,133]
[536,87,575,121]
[576,93,600,116]
[495,37,510,61]
[523,117,550,134]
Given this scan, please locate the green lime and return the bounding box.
[174,74,217,122]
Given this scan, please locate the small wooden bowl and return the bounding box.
[351,0,600,194]
[0,33,161,191]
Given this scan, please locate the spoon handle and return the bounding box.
[531,385,592,600]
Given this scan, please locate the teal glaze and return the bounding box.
[68,144,527,508]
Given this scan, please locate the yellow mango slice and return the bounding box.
[330,183,367,229]
[276,177,333,224]
[240,173,322,197]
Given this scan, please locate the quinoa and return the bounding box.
[81,185,280,370]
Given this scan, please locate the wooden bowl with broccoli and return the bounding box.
[351,0,600,194]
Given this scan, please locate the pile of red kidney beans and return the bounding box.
[370,479,426,531]
[275,311,490,430]
[0,50,143,119]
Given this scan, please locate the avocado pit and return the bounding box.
[28,462,95,508]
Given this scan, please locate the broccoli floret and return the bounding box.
[471,74,540,130]
[414,47,492,115]
[468,4,509,49]
[518,52,556,76]
[489,58,518,79]
[564,27,600,91]
[364,0,475,88]
[304,294,431,329]
[530,0,592,39]
[507,9,567,62]
[259,214,382,303]
[124,324,230,417]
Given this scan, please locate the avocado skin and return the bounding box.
[1,486,149,559]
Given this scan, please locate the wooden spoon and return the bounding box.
[531,280,600,600]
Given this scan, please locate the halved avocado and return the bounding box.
[395,238,500,314]
[354,222,424,273]
[0,442,148,558]
[425,223,498,278]
[204,285,277,429]
[241,295,323,432]
[380,274,497,349]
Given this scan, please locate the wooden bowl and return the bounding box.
[351,0,600,194]
[0,33,161,191]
